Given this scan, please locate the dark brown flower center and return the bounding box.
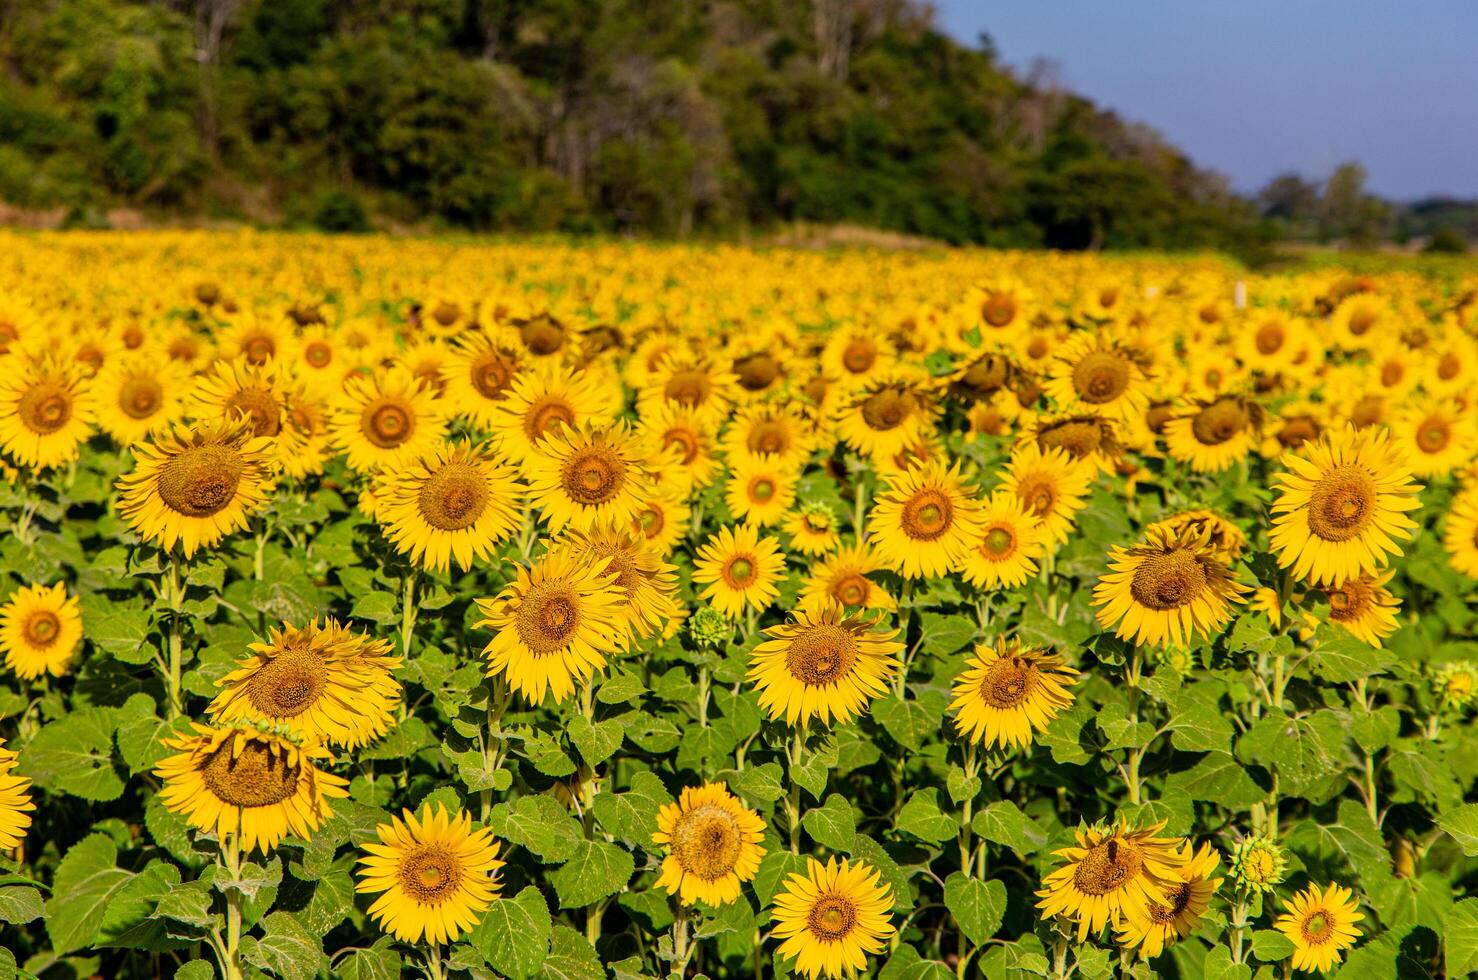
[861,388,913,431]
[1071,351,1130,404]
[521,317,566,356]
[227,387,282,437]
[1190,398,1252,446]
[246,650,328,718]
[515,584,582,654]
[1129,549,1209,611]
[784,624,859,686]
[242,334,275,366]
[1255,322,1285,355]
[157,444,245,518]
[807,895,858,941]
[733,353,780,391]
[1277,416,1319,449]
[982,292,1017,328]
[304,341,333,369]
[120,376,163,419]
[18,381,72,434]
[363,401,414,448]
[397,843,464,904]
[560,446,626,506]
[900,489,953,541]
[432,302,461,327]
[664,370,711,408]
[418,463,489,531]
[523,397,575,442]
[1416,418,1451,453]
[1072,838,1142,896]
[1038,418,1112,459]
[1301,911,1334,943]
[978,657,1036,708]
[1307,466,1375,542]
[662,429,700,465]
[1348,309,1377,335]
[201,736,301,807]
[841,340,876,374]
[471,350,516,400]
[747,422,790,457]
[1148,883,1193,923]
[23,610,61,648]
[670,804,742,881]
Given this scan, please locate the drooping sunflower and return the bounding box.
[1391,398,1475,479]
[1145,509,1247,562]
[330,367,449,474]
[949,637,1077,751]
[1036,819,1185,941]
[357,803,504,945]
[0,357,96,470]
[998,443,1093,548]
[748,604,901,726]
[0,740,34,849]
[1319,571,1400,647]
[834,375,937,462]
[960,492,1045,589]
[1029,413,1122,474]
[868,460,984,579]
[783,502,841,556]
[692,523,785,619]
[1162,394,1264,473]
[549,523,679,645]
[799,544,896,615]
[652,782,766,906]
[155,723,348,855]
[1275,883,1364,973]
[771,857,896,980]
[1116,842,1222,959]
[1092,526,1250,648]
[474,550,626,703]
[375,441,524,573]
[488,364,617,468]
[0,582,83,681]
[442,332,525,427]
[1442,487,1478,578]
[1268,424,1423,585]
[725,453,798,527]
[92,354,188,445]
[523,422,649,533]
[208,619,403,750]
[116,418,278,558]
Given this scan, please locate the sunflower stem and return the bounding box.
[164,551,184,719]
[958,742,979,875]
[221,832,244,980]
[671,901,691,978]
[853,475,868,542]
[1229,892,1250,963]
[420,942,446,980]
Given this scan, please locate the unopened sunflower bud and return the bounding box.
[1229,835,1286,893]
[1433,661,1477,710]
[687,606,729,649]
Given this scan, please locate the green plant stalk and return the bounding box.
[163,551,185,719]
[420,942,445,980]
[221,832,244,980]
[671,902,692,979]
[957,742,980,875]
[1229,892,1250,963]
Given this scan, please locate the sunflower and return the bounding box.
[0,357,96,470]
[357,803,504,945]
[1261,405,1326,459]
[771,857,896,980]
[967,277,1033,333]
[218,313,293,367]
[1331,295,1387,349]
[1319,571,1400,647]
[748,604,901,726]
[0,582,83,681]
[523,422,649,533]
[1162,394,1263,473]
[868,460,983,579]
[156,324,215,373]
[637,401,723,491]
[376,441,524,572]
[208,619,402,749]
[725,453,798,527]
[502,311,580,364]
[1268,425,1423,585]
[998,443,1092,548]
[1145,509,1246,562]
[1275,883,1364,973]
[489,364,616,469]
[959,492,1045,589]
[0,740,33,849]
[692,523,785,619]
[821,327,894,384]
[1391,398,1475,479]
[1043,331,1152,427]
[1116,842,1222,959]
[442,332,525,428]
[1235,309,1306,374]
[330,367,448,474]
[721,402,815,468]
[1029,414,1122,474]
[799,543,895,615]
[92,354,188,445]
[116,418,278,558]
[1036,819,1184,941]
[628,486,690,556]
[279,383,332,479]
[1092,526,1250,648]
[1443,488,1478,578]
[949,637,1076,750]
[475,550,626,703]
[652,782,766,906]
[155,723,348,855]
[637,351,739,427]
[783,502,841,556]
[189,357,289,443]
[834,376,937,462]
[549,523,679,644]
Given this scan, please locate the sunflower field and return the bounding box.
[0,231,1477,980]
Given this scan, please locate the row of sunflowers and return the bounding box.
[0,231,1475,979]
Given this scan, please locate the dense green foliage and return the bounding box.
[0,0,1270,248]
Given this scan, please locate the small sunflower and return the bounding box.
[1029,413,1122,474]
[799,544,896,615]
[0,740,34,849]
[330,367,449,474]
[549,523,679,645]
[1092,526,1250,649]
[208,620,402,750]
[748,604,901,726]
[783,502,841,556]
[0,582,82,680]
[376,441,524,573]
[1391,398,1475,479]
[189,357,289,441]
[638,401,723,491]
[92,354,188,445]
[638,351,739,427]
[628,486,690,556]
[959,492,1045,589]
[1319,571,1400,647]
[218,313,293,367]
[1442,488,1478,578]
[1433,661,1478,710]
[721,402,815,468]
[475,551,626,704]
[999,443,1093,547]
[357,803,504,945]
[652,782,766,906]
[116,418,278,558]
[821,328,894,384]
[692,523,785,620]
[1162,395,1263,473]
[523,422,649,533]
[949,637,1076,751]
[1036,819,1184,941]
[443,332,525,427]
[155,723,348,855]
[1145,509,1246,562]
[1268,424,1423,585]
[1044,331,1152,425]
[1275,883,1364,973]
[0,357,96,470]
[771,857,896,980]
[868,460,984,579]
[488,364,616,468]
[834,376,937,461]
[1116,842,1222,959]
[725,453,798,527]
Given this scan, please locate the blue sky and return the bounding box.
[933,1,1478,200]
